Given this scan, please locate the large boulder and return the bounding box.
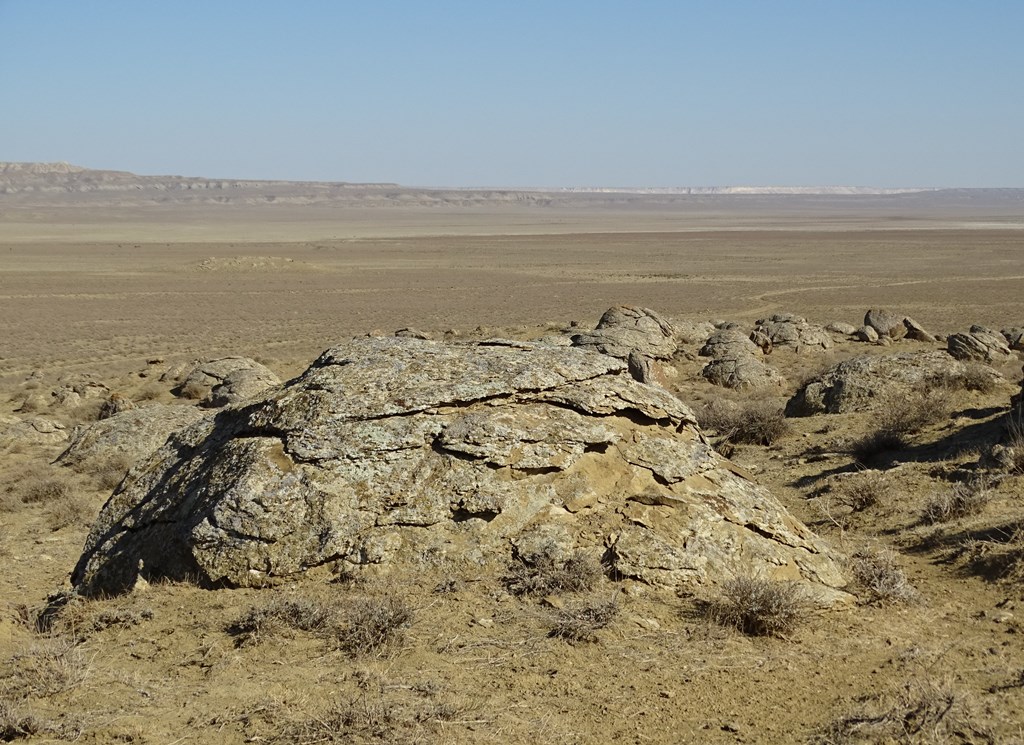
[72,338,846,601]
[752,314,833,352]
[947,326,1013,362]
[570,306,678,360]
[865,309,909,340]
[699,329,761,359]
[203,366,282,408]
[702,355,786,390]
[170,357,280,400]
[0,415,68,449]
[57,404,207,470]
[787,351,1001,416]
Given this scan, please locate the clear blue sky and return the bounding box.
[2,1,1021,187]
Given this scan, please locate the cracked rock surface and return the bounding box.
[72,337,846,601]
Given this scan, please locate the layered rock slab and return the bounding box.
[72,337,845,600]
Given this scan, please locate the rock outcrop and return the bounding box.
[570,306,678,360]
[787,352,1001,416]
[0,415,68,448]
[169,357,280,401]
[57,405,207,470]
[699,329,784,389]
[864,309,909,340]
[72,337,845,601]
[947,326,1013,362]
[752,314,833,352]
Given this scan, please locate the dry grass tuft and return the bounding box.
[4,638,91,697]
[17,468,74,505]
[850,549,919,606]
[45,495,93,531]
[921,479,992,524]
[176,380,208,400]
[811,674,992,744]
[548,597,619,643]
[706,576,808,638]
[83,452,134,491]
[504,550,603,597]
[334,595,415,657]
[228,596,335,646]
[829,470,890,514]
[697,397,790,445]
[851,386,953,464]
[925,362,999,394]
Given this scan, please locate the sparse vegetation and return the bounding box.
[229,596,335,646]
[504,549,603,597]
[921,479,992,524]
[17,469,74,505]
[850,386,953,464]
[177,380,208,400]
[4,639,91,697]
[828,470,890,514]
[926,363,999,394]
[334,595,415,657]
[850,549,919,606]
[706,575,808,637]
[45,494,93,531]
[548,596,619,643]
[811,675,992,744]
[696,397,790,445]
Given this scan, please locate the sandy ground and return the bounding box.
[2,201,1024,743]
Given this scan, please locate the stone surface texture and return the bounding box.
[72,337,846,602]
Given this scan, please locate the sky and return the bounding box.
[1,1,1022,187]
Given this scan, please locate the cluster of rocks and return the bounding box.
[5,303,1016,610]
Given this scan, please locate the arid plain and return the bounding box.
[2,173,1024,743]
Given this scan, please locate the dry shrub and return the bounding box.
[504,550,603,597]
[83,452,134,491]
[960,528,1024,584]
[228,596,335,646]
[5,639,91,697]
[850,549,919,606]
[548,597,619,643]
[852,387,952,464]
[133,382,165,402]
[922,479,992,524]
[45,495,93,531]
[696,397,789,445]
[812,675,992,744]
[925,363,999,394]
[18,469,74,505]
[707,575,808,637]
[0,699,45,741]
[829,470,890,514]
[176,380,208,400]
[0,524,9,557]
[334,595,415,657]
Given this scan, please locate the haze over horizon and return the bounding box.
[2,1,1022,188]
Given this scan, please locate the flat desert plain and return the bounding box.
[2,187,1024,743]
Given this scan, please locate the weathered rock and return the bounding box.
[699,329,761,359]
[752,314,833,352]
[99,393,137,420]
[394,328,432,340]
[826,322,858,336]
[903,316,936,343]
[57,404,207,470]
[702,355,785,390]
[627,349,670,388]
[202,367,282,408]
[72,338,846,602]
[674,320,717,346]
[865,309,909,340]
[947,325,1013,362]
[749,330,773,355]
[787,351,1001,416]
[0,416,68,448]
[570,306,678,360]
[856,325,879,343]
[1002,327,1024,351]
[173,357,278,398]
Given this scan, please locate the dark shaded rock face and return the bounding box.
[73,338,846,601]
